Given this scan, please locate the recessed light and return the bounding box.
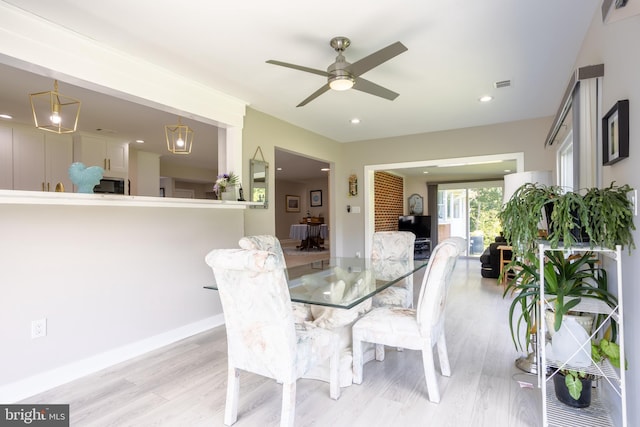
[479,95,493,103]
[136,139,144,144]
[504,169,512,173]
[321,168,330,172]
[276,167,283,171]
[0,114,12,119]
[350,118,360,124]
[422,171,429,174]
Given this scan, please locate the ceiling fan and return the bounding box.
[266,37,408,107]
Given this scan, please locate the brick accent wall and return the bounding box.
[374,171,404,231]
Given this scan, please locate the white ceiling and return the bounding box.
[0,0,600,181]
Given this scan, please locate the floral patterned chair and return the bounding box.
[239,235,312,323]
[351,238,461,403]
[371,231,416,308]
[205,248,341,426]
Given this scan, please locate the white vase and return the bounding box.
[545,310,594,338]
[221,185,237,201]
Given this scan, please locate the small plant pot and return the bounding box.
[553,371,592,408]
[545,310,594,338]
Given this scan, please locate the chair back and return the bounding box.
[415,240,459,337]
[371,231,416,260]
[205,248,297,381]
[446,236,468,258]
[238,235,286,268]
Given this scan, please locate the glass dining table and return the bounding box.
[205,257,429,309]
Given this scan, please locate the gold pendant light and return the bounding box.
[30,80,81,134]
[165,117,194,154]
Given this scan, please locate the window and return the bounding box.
[557,130,574,191]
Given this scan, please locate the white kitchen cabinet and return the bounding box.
[0,125,12,189]
[73,134,129,179]
[45,132,73,191]
[13,127,73,191]
[13,127,44,191]
[539,244,626,427]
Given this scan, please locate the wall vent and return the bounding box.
[494,80,511,89]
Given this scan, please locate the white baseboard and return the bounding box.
[0,314,225,403]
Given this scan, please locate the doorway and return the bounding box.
[437,182,503,257]
[363,152,523,257]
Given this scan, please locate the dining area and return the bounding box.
[289,217,328,250]
[20,235,544,427]
[204,233,465,426]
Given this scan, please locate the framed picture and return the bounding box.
[602,99,629,166]
[285,195,300,212]
[310,190,322,207]
[408,193,424,215]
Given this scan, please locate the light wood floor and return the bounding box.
[22,257,542,426]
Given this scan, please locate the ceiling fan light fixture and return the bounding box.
[165,117,194,155]
[29,80,81,134]
[329,76,354,91]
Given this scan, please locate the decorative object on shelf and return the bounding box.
[214,172,239,200]
[551,337,624,408]
[602,99,629,165]
[285,194,300,212]
[165,117,193,154]
[408,193,423,215]
[29,80,81,134]
[68,162,104,193]
[310,189,322,207]
[54,182,65,192]
[348,174,358,196]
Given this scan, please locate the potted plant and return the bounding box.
[499,181,636,257]
[552,338,624,408]
[498,182,561,256]
[500,181,633,352]
[583,182,636,252]
[504,250,618,354]
[503,251,618,349]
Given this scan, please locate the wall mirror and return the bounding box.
[249,158,268,208]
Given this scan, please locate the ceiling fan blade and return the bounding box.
[352,77,399,101]
[347,41,408,77]
[266,60,329,77]
[297,84,331,107]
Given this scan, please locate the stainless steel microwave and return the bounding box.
[93,178,126,194]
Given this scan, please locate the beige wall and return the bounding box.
[337,117,554,256]
[242,108,341,242]
[274,177,330,241]
[572,11,640,424]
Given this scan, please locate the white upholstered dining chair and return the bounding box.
[371,231,416,308]
[239,235,312,323]
[205,248,341,426]
[352,238,461,403]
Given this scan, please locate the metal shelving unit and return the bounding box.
[538,243,626,427]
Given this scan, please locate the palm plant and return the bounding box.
[504,250,618,352]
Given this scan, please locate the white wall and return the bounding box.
[0,202,243,401]
[572,10,640,423]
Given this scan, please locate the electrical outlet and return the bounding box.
[31,318,47,339]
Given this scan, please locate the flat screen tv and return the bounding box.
[398,215,431,239]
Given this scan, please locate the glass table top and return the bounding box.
[205,257,429,309]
